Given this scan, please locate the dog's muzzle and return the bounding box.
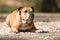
[22,12,34,24]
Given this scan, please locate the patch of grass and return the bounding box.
[0,6,17,13]
[0,0,60,13]
[33,0,41,13]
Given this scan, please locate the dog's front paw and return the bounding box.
[35,30,43,33]
[11,28,19,33]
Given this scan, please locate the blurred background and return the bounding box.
[0,0,60,22]
[0,0,60,13]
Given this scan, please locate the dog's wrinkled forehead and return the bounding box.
[18,7,34,12]
[21,7,32,12]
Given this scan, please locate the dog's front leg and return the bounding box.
[29,25,43,33]
[11,22,21,33]
[11,26,19,33]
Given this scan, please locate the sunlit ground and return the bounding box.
[0,13,60,40]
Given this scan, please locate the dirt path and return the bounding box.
[0,32,60,40]
[0,13,60,40]
[0,22,60,40]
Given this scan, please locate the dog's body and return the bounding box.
[6,7,42,33]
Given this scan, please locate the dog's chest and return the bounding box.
[19,22,33,30]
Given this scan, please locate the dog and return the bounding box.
[6,7,42,33]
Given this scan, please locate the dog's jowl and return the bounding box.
[6,7,42,33]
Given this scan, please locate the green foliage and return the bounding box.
[0,0,60,13]
[33,0,41,13]
[0,0,41,13]
[0,6,17,13]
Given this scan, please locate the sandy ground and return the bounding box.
[0,13,60,40]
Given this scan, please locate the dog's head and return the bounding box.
[18,7,34,23]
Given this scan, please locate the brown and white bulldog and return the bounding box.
[6,7,42,33]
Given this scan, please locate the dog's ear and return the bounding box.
[18,7,23,10]
[31,7,34,12]
[18,7,23,15]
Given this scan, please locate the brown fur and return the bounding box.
[6,7,42,33]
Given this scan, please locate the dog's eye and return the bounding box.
[24,11,27,13]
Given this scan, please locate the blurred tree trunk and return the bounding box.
[41,0,58,12]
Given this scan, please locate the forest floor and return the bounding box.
[0,13,60,40]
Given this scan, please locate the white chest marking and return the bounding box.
[22,20,26,23]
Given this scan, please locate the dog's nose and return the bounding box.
[29,13,34,20]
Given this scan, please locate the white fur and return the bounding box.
[26,12,30,20]
[22,12,30,23]
[22,20,26,23]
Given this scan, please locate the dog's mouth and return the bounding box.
[22,20,26,23]
[22,18,30,24]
